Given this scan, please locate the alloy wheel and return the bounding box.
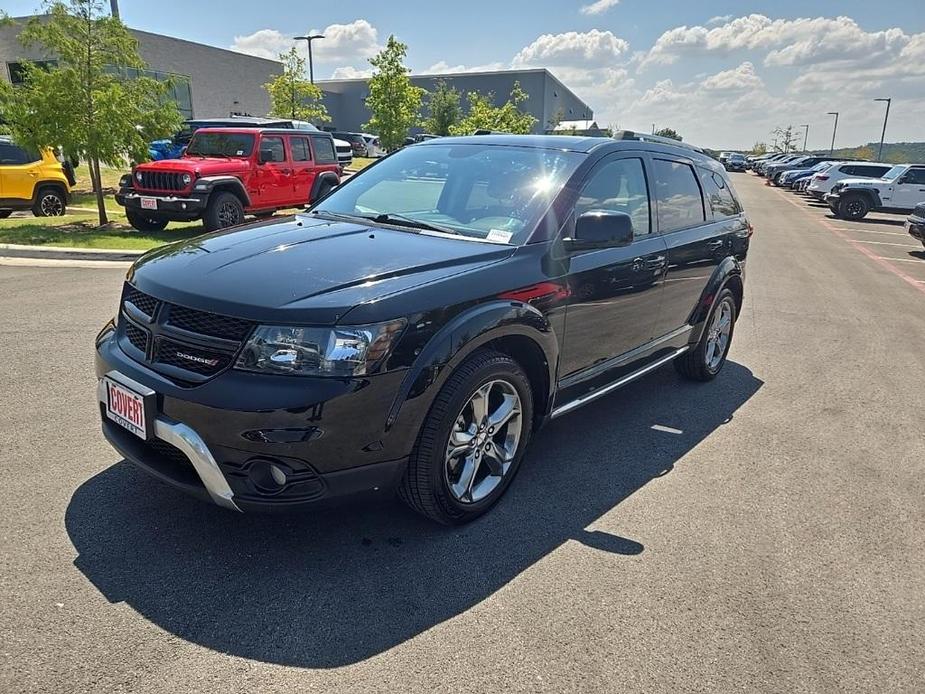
[218,201,242,227]
[40,194,64,216]
[705,298,734,370]
[444,379,523,504]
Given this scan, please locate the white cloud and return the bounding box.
[707,15,732,26]
[579,0,619,16]
[330,65,373,79]
[425,60,507,75]
[701,62,764,92]
[513,29,629,68]
[231,19,381,68]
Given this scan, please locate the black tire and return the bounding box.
[399,349,534,525]
[31,187,66,217]
[837,194,870,220]
[312,181,334,205]
[203,191,245,231]
[0,210,12,219]
[126,210,169,232]
[674,288,737,382]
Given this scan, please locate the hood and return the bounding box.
[129,216,515,325]
[135,157,250,178]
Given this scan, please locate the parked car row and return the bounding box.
[747,151,925,237]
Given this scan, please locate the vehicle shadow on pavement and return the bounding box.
[66,361,762,668]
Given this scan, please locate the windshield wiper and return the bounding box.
[368,212,462,237]
[310,210,371,223]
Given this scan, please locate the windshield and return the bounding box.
[882,165,905,180]
[186,133,255,157]
[810,162,832,172]
[310,143,584,245]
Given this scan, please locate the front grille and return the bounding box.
[167,304,253,341]
[154,338,232,376]
[135,170,188,192]
[124,322,148,353]
[124,287,158,317]
[147,438,192,468]
[118,283,252,382]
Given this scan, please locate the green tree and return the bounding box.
[654,127,682,141]
[449,82,537,135]
[6,1,182,225]
[364,36,425,151]
[423,79,460,136]
[264,46,328,123]
[751,141,768,155]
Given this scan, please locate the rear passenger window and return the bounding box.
[653,159,706,232]
[290,138,311,162]
[574,157,651,237]
[310,136,337,164]
[260,137,285,163]
[699,170,740,219]
[0,144,41,165]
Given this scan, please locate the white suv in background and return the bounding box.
[806,161,893,200]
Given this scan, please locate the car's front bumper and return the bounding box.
[907,217,925,243]
[95,324,413,512]
[115,189,205,220]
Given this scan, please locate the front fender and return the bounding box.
[385,300,559,435]
[842,186,882,208]
[194,176,251,206]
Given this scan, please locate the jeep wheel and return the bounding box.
[399,349,533,525]
[204,191,244,231]
[126,210,169,232]
[674,288,737,382]
[32,187,66,217]
[838,194,870,220]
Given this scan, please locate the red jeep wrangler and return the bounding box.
[116,128,342,231]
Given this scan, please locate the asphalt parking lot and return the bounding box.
[1,172,923,693]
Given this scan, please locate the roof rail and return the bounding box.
[612,130,704,154]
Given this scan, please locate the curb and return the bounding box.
[0,243,143,262]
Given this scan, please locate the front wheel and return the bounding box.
[399,349,533,525]
[203,191,245,231]
[837,194,870,220]
[675,288,737,381]
[126,210,169,232]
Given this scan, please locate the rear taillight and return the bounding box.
[817,175,829,181]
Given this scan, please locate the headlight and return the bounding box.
[135,171,143,182]
[181,173,192,185]
[119,174,132,187]
[234,319,406,377]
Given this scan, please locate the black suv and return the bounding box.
[95,132,751,524]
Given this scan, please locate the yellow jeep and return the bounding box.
[0,140,74,218]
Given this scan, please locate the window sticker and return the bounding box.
[486,229,513,244]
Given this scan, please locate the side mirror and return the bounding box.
[258,148,274,164]
[564,210,634,252]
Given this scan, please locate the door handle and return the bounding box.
[644,255,666,271]
[707,240,725,249]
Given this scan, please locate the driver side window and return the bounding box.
[575,158,651,237]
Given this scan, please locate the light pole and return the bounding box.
[800,124,809,152]
[827,112,839,155]
[294,34,325,84]
[874,98,891,161]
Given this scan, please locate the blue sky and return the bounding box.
[6,1,925,149]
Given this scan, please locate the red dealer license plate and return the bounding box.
[140,197,158,210]
[103,377,149,439]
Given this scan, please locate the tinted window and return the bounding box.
[575,157,651,237]
[851,165,890,178]
[900,168,925,185]
[0,144,41,165]
[261,137,285,163]
[290,138,311,162]
[186,133,254,157]
[311,136,337,164]
[699,170,740,219]
[653,159,706,232]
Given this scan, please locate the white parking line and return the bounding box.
[854,240,922,248]
[0,256,131,269]
[831,227,910,237]
[651,424,683,435]
[875,256,924,264]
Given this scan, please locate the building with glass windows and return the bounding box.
[0,18,282,120]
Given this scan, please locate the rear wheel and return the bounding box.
[126,210,169,232]
[0,210,12,219]
[32,187,66,217]
[399,349,533,525]
[838,194,870,220]
[203,191,244,231]
[675,288,737,382]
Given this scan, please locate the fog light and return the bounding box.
[247,459,289,493]
[180,202,187,210]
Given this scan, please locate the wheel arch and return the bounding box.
[386,301,559,437]
[197,176,251,207]
[310,171,340,203]
[842,186,881,208]
[688,257,745,344]
[32,179,69,203]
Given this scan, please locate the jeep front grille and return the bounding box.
[135,171,188,193]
